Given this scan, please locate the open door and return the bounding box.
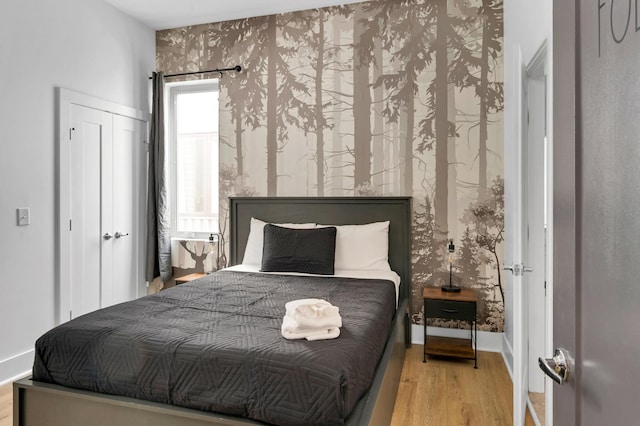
[524,45,549,425]
[511,42,552,426]
[547,1,640,424]
[505,49,529,426]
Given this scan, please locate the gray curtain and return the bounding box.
[145,72,172,282]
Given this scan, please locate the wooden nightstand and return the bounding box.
[423,287,478,368]
[175,273,207,285]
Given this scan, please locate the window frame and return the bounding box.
[166,78,220,240]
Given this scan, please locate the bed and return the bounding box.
[14,196,412,426]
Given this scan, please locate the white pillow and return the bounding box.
[319,221,391,271]
[241,218,316,265]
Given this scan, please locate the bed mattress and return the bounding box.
[33,271,396,425]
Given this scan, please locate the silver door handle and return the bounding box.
[115,232,129,239]
[538,348,571,385]
[103,233,114,240]
[504,264,522,275]
[503,264,533,276]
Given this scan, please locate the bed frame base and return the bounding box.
[14,379,258,426]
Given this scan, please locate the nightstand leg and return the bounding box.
[423,320,427,363]
[474,319,478,369]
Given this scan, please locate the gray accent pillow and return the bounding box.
[261,224,337,275]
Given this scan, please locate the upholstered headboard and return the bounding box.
[228,197,412,302]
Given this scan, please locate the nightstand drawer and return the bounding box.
[425,300,475,321]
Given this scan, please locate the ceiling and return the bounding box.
[103,0,368,30]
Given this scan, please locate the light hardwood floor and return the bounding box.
[529,392,545,425]
[0,383,10,426]
[0,348,534,426]
[391,347,535,426]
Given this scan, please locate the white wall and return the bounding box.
[0,0,154,384]
[503,1,552,367]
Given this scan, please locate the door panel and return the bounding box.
[577,0,640,424]
[513,62,528,426]
[553,0,640,424]
[112,115,144,304]
[525,76,546,394]
[69,105,111,317]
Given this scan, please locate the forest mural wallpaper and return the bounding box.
[156,0,504,332]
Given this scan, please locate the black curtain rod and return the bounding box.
[149,65,242,80]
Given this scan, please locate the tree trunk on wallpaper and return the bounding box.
[434,0,449,237]
[234,103,244,176]
[331,22,344,196]
[447,82,457,238]
[391,121,400,194]
[384,121,395,193]
[353,6,372,193]
[185,28,205,71]
[315,12,326,196]
[197,31,205,70]
[478,3,490,203]
[266,14,278,196]
[399,105,408,194]
[372,31,384,192]
[404,78,415,196]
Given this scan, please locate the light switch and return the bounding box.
[17,208,30,226]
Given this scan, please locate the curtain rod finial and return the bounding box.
[234,65,242,72]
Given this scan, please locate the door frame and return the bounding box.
[504,43,527,425]
[524,41,555,426]
[511,40,555,425]
[56,88,149,325]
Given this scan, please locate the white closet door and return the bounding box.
[68,106,144,319]
[111,115,145,305]
[69,104,112,318]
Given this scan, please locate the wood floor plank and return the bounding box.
[529,391,545,425]
[391,346,536,426]
[0,383,11,426]
[0,348,536,426]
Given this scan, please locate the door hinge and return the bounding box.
[70,310,72,320]
[69,127,75,140]
[69,219,72,231]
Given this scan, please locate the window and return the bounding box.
[167,80,219,238]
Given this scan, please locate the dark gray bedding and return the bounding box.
[33,271,396,425]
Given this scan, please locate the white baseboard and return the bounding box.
[410,324,503,353]
[502,334,514,380]
[0,349,33,386]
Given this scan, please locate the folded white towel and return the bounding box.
[281,315,341,341]
[285,298,340,319]
[285,298,329,315]
[281,313,342,333]
[284,298,342,329]
[293,313,342,329]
